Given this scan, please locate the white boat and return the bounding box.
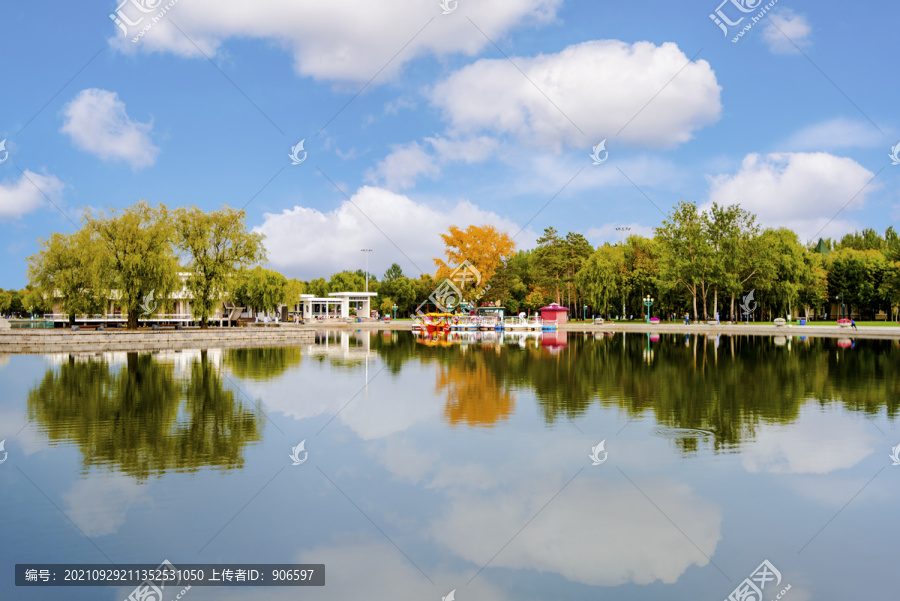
[526,316,544,331]
[504,313,530,331]
[478,315,500,331]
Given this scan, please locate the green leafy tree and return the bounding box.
[655,200,713,320]
[284,279,306,314]
[86,201,179,329]
[27,229,108,326]
[535,227,567,304]
[329,271,366,292]
[576,244,623,318]
[232,267,288,315]
[174,205,267,328]
[22,288,49,316]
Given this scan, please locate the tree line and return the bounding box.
[415,201,900,321]
[17,199,900,325]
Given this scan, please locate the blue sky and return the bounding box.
[1,0,897,288]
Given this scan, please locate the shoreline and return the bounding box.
[2,320,897,353]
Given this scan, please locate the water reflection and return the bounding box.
[27,350,264,480]
[372,331,900,447]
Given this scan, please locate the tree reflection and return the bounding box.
[27,352,263,480]
[370,330,900,447]
[437,355,514,428]
[225,346,304,380]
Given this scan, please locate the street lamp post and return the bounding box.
[361,249,372,293]
[583,305,587,322]
[643,295,654,323]
[836,294,844,320]
[392,304,398,320]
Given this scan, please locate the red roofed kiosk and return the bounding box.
[539,303,568,327]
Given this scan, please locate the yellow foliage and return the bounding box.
[433,225,516,288]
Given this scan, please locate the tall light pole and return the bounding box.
[643,295,654,323]
[616,226,630,318]
[361,249,372,293]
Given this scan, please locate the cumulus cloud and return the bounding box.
[108,0,562,83]
[60,89,159,169]
[741,406,876,474]
[63,475,149,537]
[763,10,812,54]
[782,118,885,151]
[0,170,64,220]
[366,136,499,190]
[431,40,721,149]
[255,186,536,278]
[705,152,875,241]
[433,476,721,586]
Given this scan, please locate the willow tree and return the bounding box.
[576,244,623,319]
[232,267,288,315]
[86,201,178,329]
[174,205,266,328]
[27,228,108,326]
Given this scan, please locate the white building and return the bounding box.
[296,292,378,320]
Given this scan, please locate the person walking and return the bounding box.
[684,312,690,326]
[850,318,858,330]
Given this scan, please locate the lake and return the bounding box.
[1,330,898,600]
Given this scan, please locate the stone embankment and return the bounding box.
[0,326,318,353]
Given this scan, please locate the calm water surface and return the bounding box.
[1,330,898,600]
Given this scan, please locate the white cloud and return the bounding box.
[255,186,536,279]
[63,475,149,537]
[0,170,64,220]
[431,40,721,149]
[705,152,875,241]
[741,405,876,474]
[763,10,812,54]
[367,136,499,190]
[366,142,438,190]
[433,477,721,586]
[782,118,886,151]
[108,0,562,83]
[60,89,159,169]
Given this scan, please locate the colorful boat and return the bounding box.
[423,312,454,334]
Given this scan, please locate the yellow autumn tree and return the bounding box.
[433,225,516,289]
